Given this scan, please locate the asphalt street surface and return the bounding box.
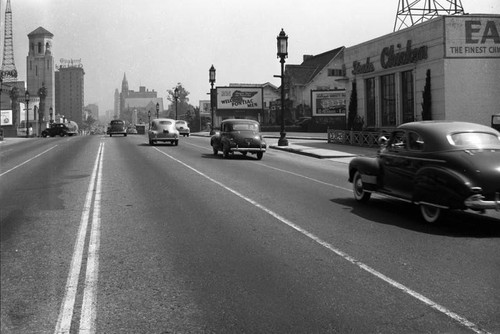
[1,134,499,333]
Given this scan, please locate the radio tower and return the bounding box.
[394,0,465,32]
[1,0,18,82]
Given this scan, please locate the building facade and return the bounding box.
[119,74,162,125]
[343,15,500,130]
[26,27,55,124]
[55,60,85,126]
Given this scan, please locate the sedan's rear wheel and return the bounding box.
[420,204,442,223]
[256,152,263,160]
[353,171,371,202]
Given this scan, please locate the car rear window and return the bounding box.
[449,132,500,147]
[176,121,186,125]
[111,120,124,125]
[159,121,172,125]
[231,123,259,131]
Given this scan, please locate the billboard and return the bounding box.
[445,16,500,58]
[311,90,346,116]
[217,87,263,110]
[1,110,13,126]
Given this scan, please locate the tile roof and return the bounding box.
[286,46,344,85]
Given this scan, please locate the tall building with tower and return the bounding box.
[26,27,55,123]
[55,59,85,126]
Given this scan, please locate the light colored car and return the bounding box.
[148,118,179,145]
[175,120,190,137]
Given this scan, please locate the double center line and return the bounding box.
[54,141,104,334]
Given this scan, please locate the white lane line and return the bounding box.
[154,147,490,334]
[54,142,104,334]
[79,143,104,334]
[0,145,58,177]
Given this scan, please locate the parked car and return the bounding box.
[41,122,78,137]
[148,118,179,145]
[210,119,266,160]
[348,121,500,223]
[175,120,190,137]
[108,119,127,137]
[127,127,138,134]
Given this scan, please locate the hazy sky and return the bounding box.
[2,0,499,113]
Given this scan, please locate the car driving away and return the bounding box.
[175,120,190,137]
[210,119,267,160]
[348,121,500,223]
[148,118,179,145]
[108,119,127,137]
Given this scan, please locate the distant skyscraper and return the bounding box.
[114,88,120,119]
[55,59,85,126]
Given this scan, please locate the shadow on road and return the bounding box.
[331,197,500,238]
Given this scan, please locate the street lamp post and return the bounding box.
[148,110,151,129]
[156,102,159,119]
[49,107,53,123]
[25,91,30,138]
[277,28,288,146]
[209,65,216,135]
[174,87,179,120]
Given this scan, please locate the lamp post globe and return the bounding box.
[277,28,288,146]
[209,65,216,135]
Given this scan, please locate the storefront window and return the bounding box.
[401,71,414,123]
[365,78,376,127]
[381,74,396,127]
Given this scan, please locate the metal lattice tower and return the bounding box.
[1,0,18,82]
[394,0,465,32]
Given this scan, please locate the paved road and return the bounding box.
[1,134,499,333]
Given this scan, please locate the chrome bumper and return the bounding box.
[230,146,266,152]
[464,193,500,211]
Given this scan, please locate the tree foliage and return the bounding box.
[421,69,432,121]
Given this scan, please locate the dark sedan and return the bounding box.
[210,119,267,160]
[348,121,500,223]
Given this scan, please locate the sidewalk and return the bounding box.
[192,131,378,159]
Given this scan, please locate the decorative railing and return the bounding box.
[327,129,382,148]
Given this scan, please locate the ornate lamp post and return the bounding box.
[209,65,216,135]
[277,28,288,146]
[24,90,30,138]
[174,87,179,120]
[156,102,159,119]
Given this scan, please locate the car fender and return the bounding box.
[414,166,472,209]
[348,157,381,185]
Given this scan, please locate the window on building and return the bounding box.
[328,69,344,77]
[38,42,42,54]
[401,71,414,123]
[380,74,396,127]
[365,78,376,127]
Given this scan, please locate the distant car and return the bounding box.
[175,120,190,137]
[348,121,500,223]
[127,127,138,134]
[148,118,179,145]
[41,122,77,137]
[108,119,127,137]
[210,119,266,160]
